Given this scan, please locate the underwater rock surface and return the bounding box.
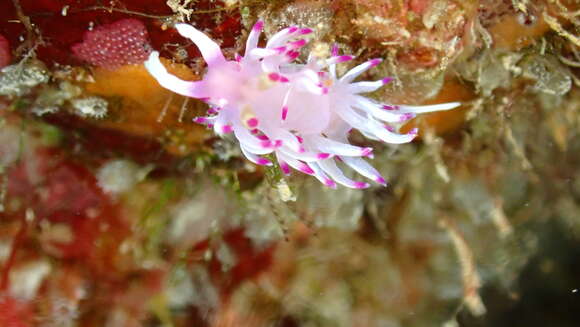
[0,0,579,326]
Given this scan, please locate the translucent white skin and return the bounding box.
[145,21,460,189]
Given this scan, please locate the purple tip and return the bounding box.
[354,181,370,189]
[273,140,283,148]
[400,113,416,122]
[331,44,339,56]
[273,46,286,54]
[253,20,264,31]
[257,134,269,141]
[279,76,290,83]
[193,117,206,124]
[246,117,259,128]
[337,55,354,63]
[289,39,307,48]
[296,135,304,143]
[382,77,394,84]
[299,28,313,35]
[286,51,300,60]
[287,26,299,33]
[322,87,329,95]
[325,179,337,188]
[385,125,395,132]
[361,147,373,157]
[375,176,387,186]
[368,58,382,67]
[298,146,306,153]
[256,158,272,166]
[382,105,399,111]
[408,128,419,136]
[221,125,233,134]
[299,164,315,175]
[281,163,291,175]
[260,140,272,148]
[317,153,331,159]
[234,53,242,62]
[268,72,280,82]
[281,106,288,120]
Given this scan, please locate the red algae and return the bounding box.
[208,229,275,298]
[6,147,128,261]
[0,296,32,327]
[0,34,10,68]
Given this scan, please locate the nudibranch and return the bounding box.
[145,21,459,189]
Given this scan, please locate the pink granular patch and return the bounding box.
[409,0,430,14]
[71,18,152,70]
[0,34,10,68]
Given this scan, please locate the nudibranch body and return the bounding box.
[145,21,459,189]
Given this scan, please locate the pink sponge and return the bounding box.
[72,18,152,70]
[0,34,10,68]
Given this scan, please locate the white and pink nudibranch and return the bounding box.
[145,21,459,189]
